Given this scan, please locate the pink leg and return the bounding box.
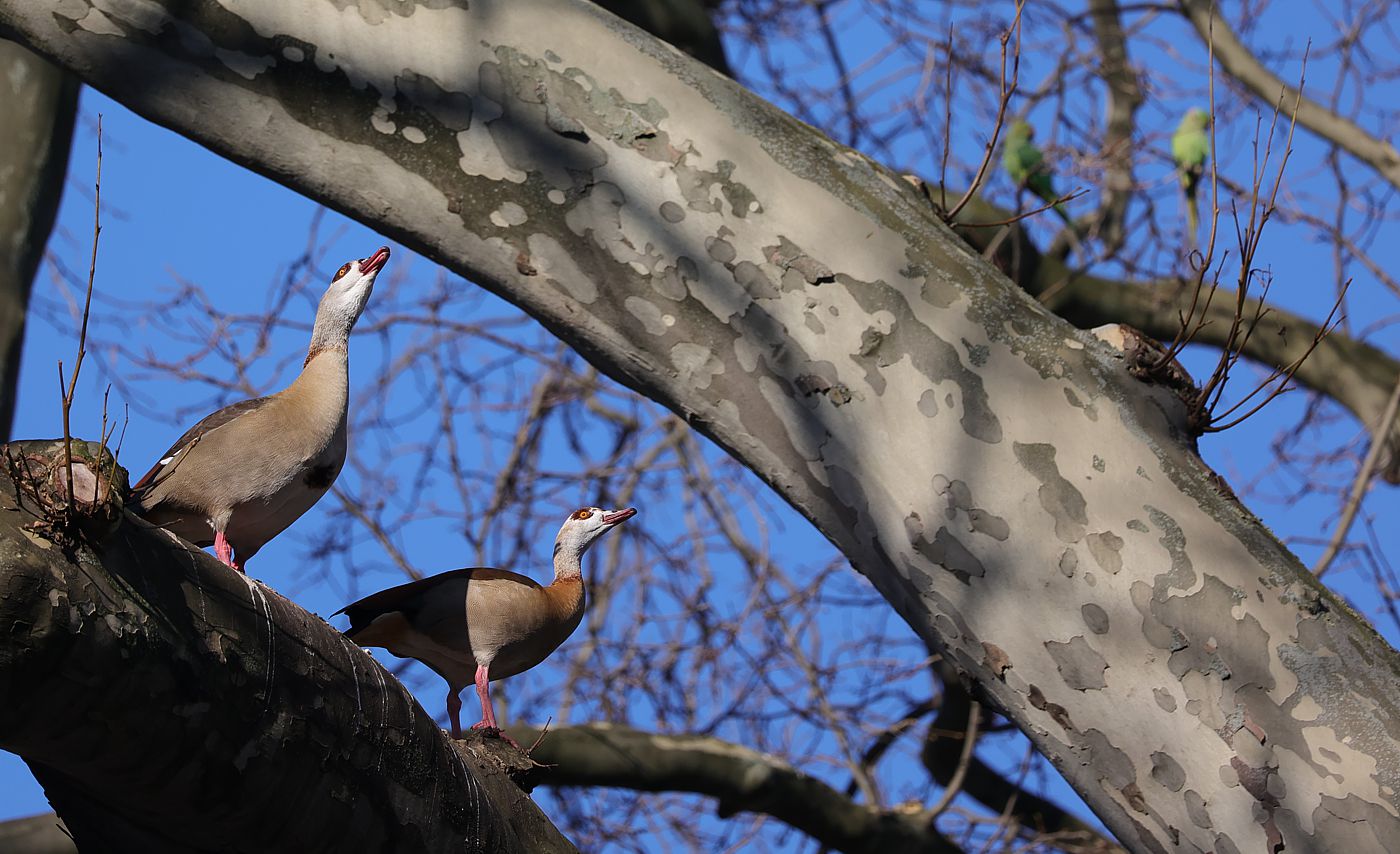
[469,664,521,749]
[446,690,463,739]
[213,531,238,570]
[470,664,497,730]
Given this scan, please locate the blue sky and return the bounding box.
[3,4,1398,850]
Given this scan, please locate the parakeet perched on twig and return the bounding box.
[1002,119,1071,224]
[1172,107,1212,235]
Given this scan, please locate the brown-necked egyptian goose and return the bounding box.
[128,246,390,571]
[337,506,636,745]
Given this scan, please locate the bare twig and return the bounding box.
[925,699,980,820]
[1314,369,1400,577]
[59,115,103,510]
[943,1,1024,223]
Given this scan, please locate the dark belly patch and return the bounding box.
[304,463,339,490]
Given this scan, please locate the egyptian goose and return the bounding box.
[337,506,636,744]
[128,246,390,571]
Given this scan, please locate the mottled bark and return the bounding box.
[0,439,573,853]
[0,42,78,440]
[2,3,1399,851]
[514,723,959,854]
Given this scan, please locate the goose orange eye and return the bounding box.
[335,263,352,280]
[572,509,592,520]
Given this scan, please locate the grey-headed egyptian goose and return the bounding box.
[337,506,636,745]
[128,246,390,571]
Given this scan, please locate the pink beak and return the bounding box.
[602,508,637,525]
[359,246,391,275]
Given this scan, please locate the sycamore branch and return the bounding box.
[0,440,572,854]
[514,723,960,854]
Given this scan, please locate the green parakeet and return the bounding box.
[1002,119,1070,223]
[1172,107,1212,234]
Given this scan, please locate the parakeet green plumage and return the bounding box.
[1172,108,1212,234]
[1002,119,1070,223]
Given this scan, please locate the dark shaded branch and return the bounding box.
[0,41,78,439]
[0,440,573,854]
[514,723,961,854]
[1178,0,1400,191]
[1083,0,1143,256]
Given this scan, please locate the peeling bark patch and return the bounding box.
[526,233,596,302]
[917,390,939,417]
[793,368,852,405]
[1013,443,1087,543]
[625,296,669,335]
[1151,752,1186,792]
[1045,636,1108,690]
[1059,548,1078,577]
[669,343,723,390]
[1183,790,1213,828]
[1081,603,1110,634]
[1153,687,1177,712]
[1312,795,1400,853]
[961,339,989,367]
[906,519,986,585]
[763,237,835,285]
[844,280,1001,443]
[479,52,609,189]
[488,201,527,227]
[1146,506,1196,595]
[658,200,685,223]
[1086,531,1124,574]
[1063,387,1099,421]
[1028,684,1074,731]
[983,641,1012,677]
[932,475,1009,541]
[1154,576,1271,692]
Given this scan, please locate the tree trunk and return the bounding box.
[0,41,78,440]
[1,3,1398,850]
[0,439,575,853]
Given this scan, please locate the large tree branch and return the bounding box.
[0,440,573,853]
[0,41,78,439]
[1179,0,1400,191]
[514,723,959,854]
[4,3,1400,850]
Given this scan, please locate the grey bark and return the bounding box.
[0,42,78,440]
[2,3,1399,851]
[0,439,575,853]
